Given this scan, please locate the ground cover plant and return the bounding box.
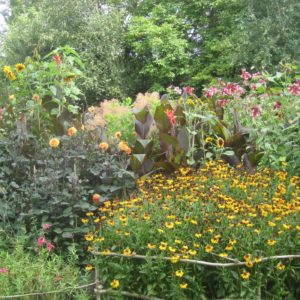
[0,233,91,299]
[84,161,300,299]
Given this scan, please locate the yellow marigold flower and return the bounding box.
[267,239,276,246]
[205,136,213,144]
[67,127,77,137]
[85,264,93,271]
[254,257,262,263]
[168,246,176,253]
[86,212,94,216]
[216,137,224,148]
[87,246,93,252]
[95,237,105,242]
[9,94,15,100]
[244,254,251,261]
[84,234,94,242]
[246,261,254,268]
[110,279,120,289]
[49,138,60,148]
[158,228,164,233]
[193,243,200,248]
[114,131,122,139]
[101,249,111,255]
[268,221,276,227]
[229,239,237,245]
[189,249,197,256]
[88,106,95,113]
[170,255,180,263]
[211,237,219,244]
[179,283,188,289]
[165,222,174,229]
[147,243,156,250]
[123,248,131,256]
[241,269,250,280]
[219,253,228,258]
[81,218,89,223]
[277,262,285,271]
[190,219,198,225]
[99,142,109,151]
[15,63,25,72]
[195,233,202,238]
[205,245,213,253]
[175,239,182,244]
[175,269,184,277]
[225,245,233,251]
[282,223,291,230]
[159,242,168,251]
[296,225,300,231]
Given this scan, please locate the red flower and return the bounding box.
[165,109,176,126]
[183,86,195,95]
[37,236,46,247]
[47,242,55,252]
[0,268,8,274]
[273,101,282,109]
[42,223,51,230]
[288,80,300,95]
[251,106,261,118]
[241,68,252,81]
[217,99,230,107]
[53,54,62,65]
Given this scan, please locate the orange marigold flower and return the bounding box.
[49,138,60,148]
[92,193,101,205]
[67,127,77,137]
[99,142,109,151]
[114,131,122,139]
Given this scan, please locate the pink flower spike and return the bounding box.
[37,236,46,247]
[273,101,282,109]
[251,106,261,118]
[42,223,51,230]
[47,242,55,252]
[0,268,8,274]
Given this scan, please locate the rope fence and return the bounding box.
[93,251,300,268]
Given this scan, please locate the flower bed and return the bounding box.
[84,161,300,299]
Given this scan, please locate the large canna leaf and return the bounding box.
[133,139,154,155]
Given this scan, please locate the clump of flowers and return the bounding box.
[84,161,299,298]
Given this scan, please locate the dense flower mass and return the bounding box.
[84,161,300,298]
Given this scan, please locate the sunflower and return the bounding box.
[15,63,26,72]
[216,137,225,148]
